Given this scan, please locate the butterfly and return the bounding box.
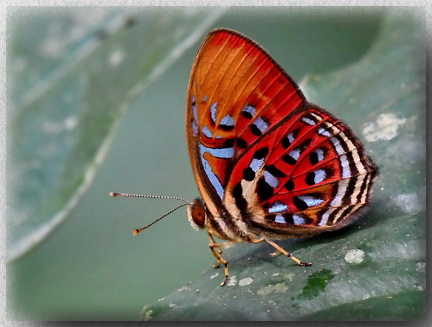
[112,28,378,287]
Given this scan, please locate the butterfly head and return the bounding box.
[187,198,207,230]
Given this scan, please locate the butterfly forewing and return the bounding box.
[186,29,305,212]
[186,28,378,242]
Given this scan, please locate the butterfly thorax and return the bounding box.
[187,197,258,242]
[187,196,319,243]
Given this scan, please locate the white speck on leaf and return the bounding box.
[363,113,406,142]
[143,310,153,321]
[283,273,295,281]
[239,277,254,286]
[391,193,423,214]
[257,282,288,296]
[345,249,365,264]
[227,275,237,286]
[210,272,219,279]
[108,49,126,67]
[64,116,78,130]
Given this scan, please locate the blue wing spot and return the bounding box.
[317,126,332,137]
[282,129,298,149]
[210,102,218,123]
[283,150,299,165]
[283,139,312,165]
[202,126,213,138]
[302,116,317,126]
[269,201,288,213]
[192,121,198,136]
[200,144,234,159]
[275,214,286,223]
[294,195,324,210]
[250,158,264,172]
[251,117,269,136]
[242,105,256,119]
[293,214,306,225]
[264,170,279,188]
[219,114,235,131]
[198,144,235,199]
[306,168,330,186]
[310,147,327,165]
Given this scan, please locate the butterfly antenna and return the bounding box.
[109,192,192,235]
[133,203,190,235]
[109,192,191,205]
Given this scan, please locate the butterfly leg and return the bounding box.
[208,233,235,286]
[264,238,312,267]
[248,238,281,256]
[248,238,282,256]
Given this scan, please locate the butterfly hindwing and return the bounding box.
[223,104,378,237]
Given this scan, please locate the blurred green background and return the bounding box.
[6,6,424,321]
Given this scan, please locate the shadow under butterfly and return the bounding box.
[110,28,378,287]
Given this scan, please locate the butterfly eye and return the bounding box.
[191,206,206,229]
[187,199,207,230]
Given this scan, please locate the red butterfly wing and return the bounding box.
[223,105,378,239]
[186,29,305,220]
[186,29,378,242]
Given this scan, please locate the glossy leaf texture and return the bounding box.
[140,10,425,321]
[6,7,226,262]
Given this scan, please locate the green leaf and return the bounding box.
[6,7,226,262]
[139,10,425,321]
